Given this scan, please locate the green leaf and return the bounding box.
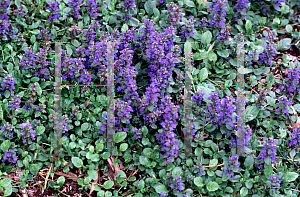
[217,49,229,58]
[114,132,127,143]
[121,24,128,32]
[240,187,248,197]
[117,170,127,178]
[264,165,272,178]
[201,31,212,45]
[153,8,160,17]
[277,38,291,51]
[71,39,81,47]
[96,143,104,152]
[282,172,299,182]
[144,0,155,14]
[139,156,150,166]
[194,51,208,60]
[30,29,40,35]
[245,20,252,33]
[286,24,293,33]
[138,180,145,189]
[71,157,83,168]
[81,123,89,131]
[155,184,168,194]
[194,177,204,187]
[102,180,114,189]
[244,106,260,122]
[119,143,128,151]
[199,67,208,82]
[1,140,11,152]
[57,176,65,187]
[208,50,217,63]
[209,159,218,166]
[36,126,45,135]
[31,77,40,82]
[244,156,254,169]
[206,181,219,192]
[172,167,182,177]
[186,0,195,7]
[128,17,139,27]
[88,170,98,180]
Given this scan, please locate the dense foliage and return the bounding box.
[0,0,300,196]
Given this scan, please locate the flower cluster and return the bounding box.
[257,137,277,162]
[169,175,184,193]
[84,0,98,19]
[255,88,268,108]
[157,95,180,164]
[99,99,134,134]
[208,0,228,29]
[222,155,240,179]
[234,0,249,20]
[203,92,236,128]
[37,28,52,47]
[81,20,101,44]
[166,2,185,26]
[18,47,52,80]
[1,74,16,96]
[272,0,285,7]
[269,175,281,191]
[67,0,82,18]
[197,163,204,176]
[179,17,195,41]
[0,122,14,139]
[120,0,135,20]
[216,26,232,48]
[115,48,139,102]
[0,0,11,41]
[257,30,277,65]
[288,126,300,148]
[275,95,293,116]
[279,66,300,99]
[1,149,18,163]
[46,0,60,22]
[132,127,144,139]
[160,192,169,197]
[197,17,209,27]
[69,25,84,39]
[49,114,69,133]
[15,5,26,16]
[19,120,37,143]
[36,103,46,114]
[8,94,21,111]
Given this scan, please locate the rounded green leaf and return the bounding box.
[206,181,219,192]
[114,132,127,143]
[71,157,83,168]
[81,123,89,131]
[282,172,299,182]
[194,177,204,187]
[102,180,114,189]
[119,143,128,151]
[155,184,168,194]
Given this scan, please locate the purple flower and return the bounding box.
[269,174,281,191]
[208,0,228,29]
[257,137,277,162]
[1,74,16,96]
[46,1,60,22]
[1,149,18,163]
[222,155,240,179]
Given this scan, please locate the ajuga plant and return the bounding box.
[84,0,98,19]
[257,137,277,169]
[99,99,134,134]
[45,0,60,23]
[279,64,300,100]
[208,0,228,29]
[18,47,52,80]
[166,2,185,26]
[179,16,195,42]
[0,74,16,96]
[222,155,240,179]
[120,0,136,21]
[1,149,18,163]
[0,0,11,41]
[0,122,14,140]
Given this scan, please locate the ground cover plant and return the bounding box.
[0,0,300,196]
